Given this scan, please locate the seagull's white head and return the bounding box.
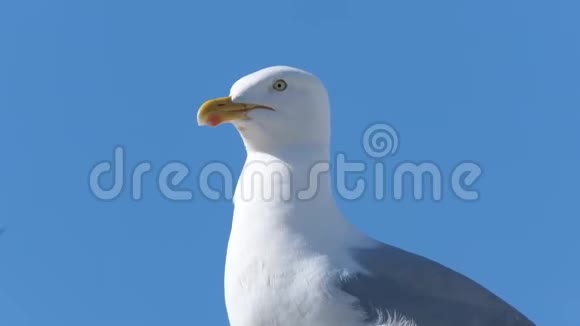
[197,66,330,152]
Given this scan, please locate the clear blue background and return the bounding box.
[1,0,579,325]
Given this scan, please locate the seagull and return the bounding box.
[197,66,534,326]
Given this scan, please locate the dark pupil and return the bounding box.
[277,83,283,88]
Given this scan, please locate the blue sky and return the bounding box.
[1,0,579,325]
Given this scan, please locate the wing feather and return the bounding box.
[336,243,535,326]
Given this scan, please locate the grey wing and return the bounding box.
[336,243,535,326]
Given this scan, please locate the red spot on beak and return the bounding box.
[207,113,222,127]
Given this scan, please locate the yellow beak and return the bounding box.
[197,96,274,127]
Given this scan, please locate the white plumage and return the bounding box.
[197,66,534,326]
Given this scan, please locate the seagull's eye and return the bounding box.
[272,79,287,92]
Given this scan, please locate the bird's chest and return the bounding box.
[223,242,354,326]
[225,250,316,324]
